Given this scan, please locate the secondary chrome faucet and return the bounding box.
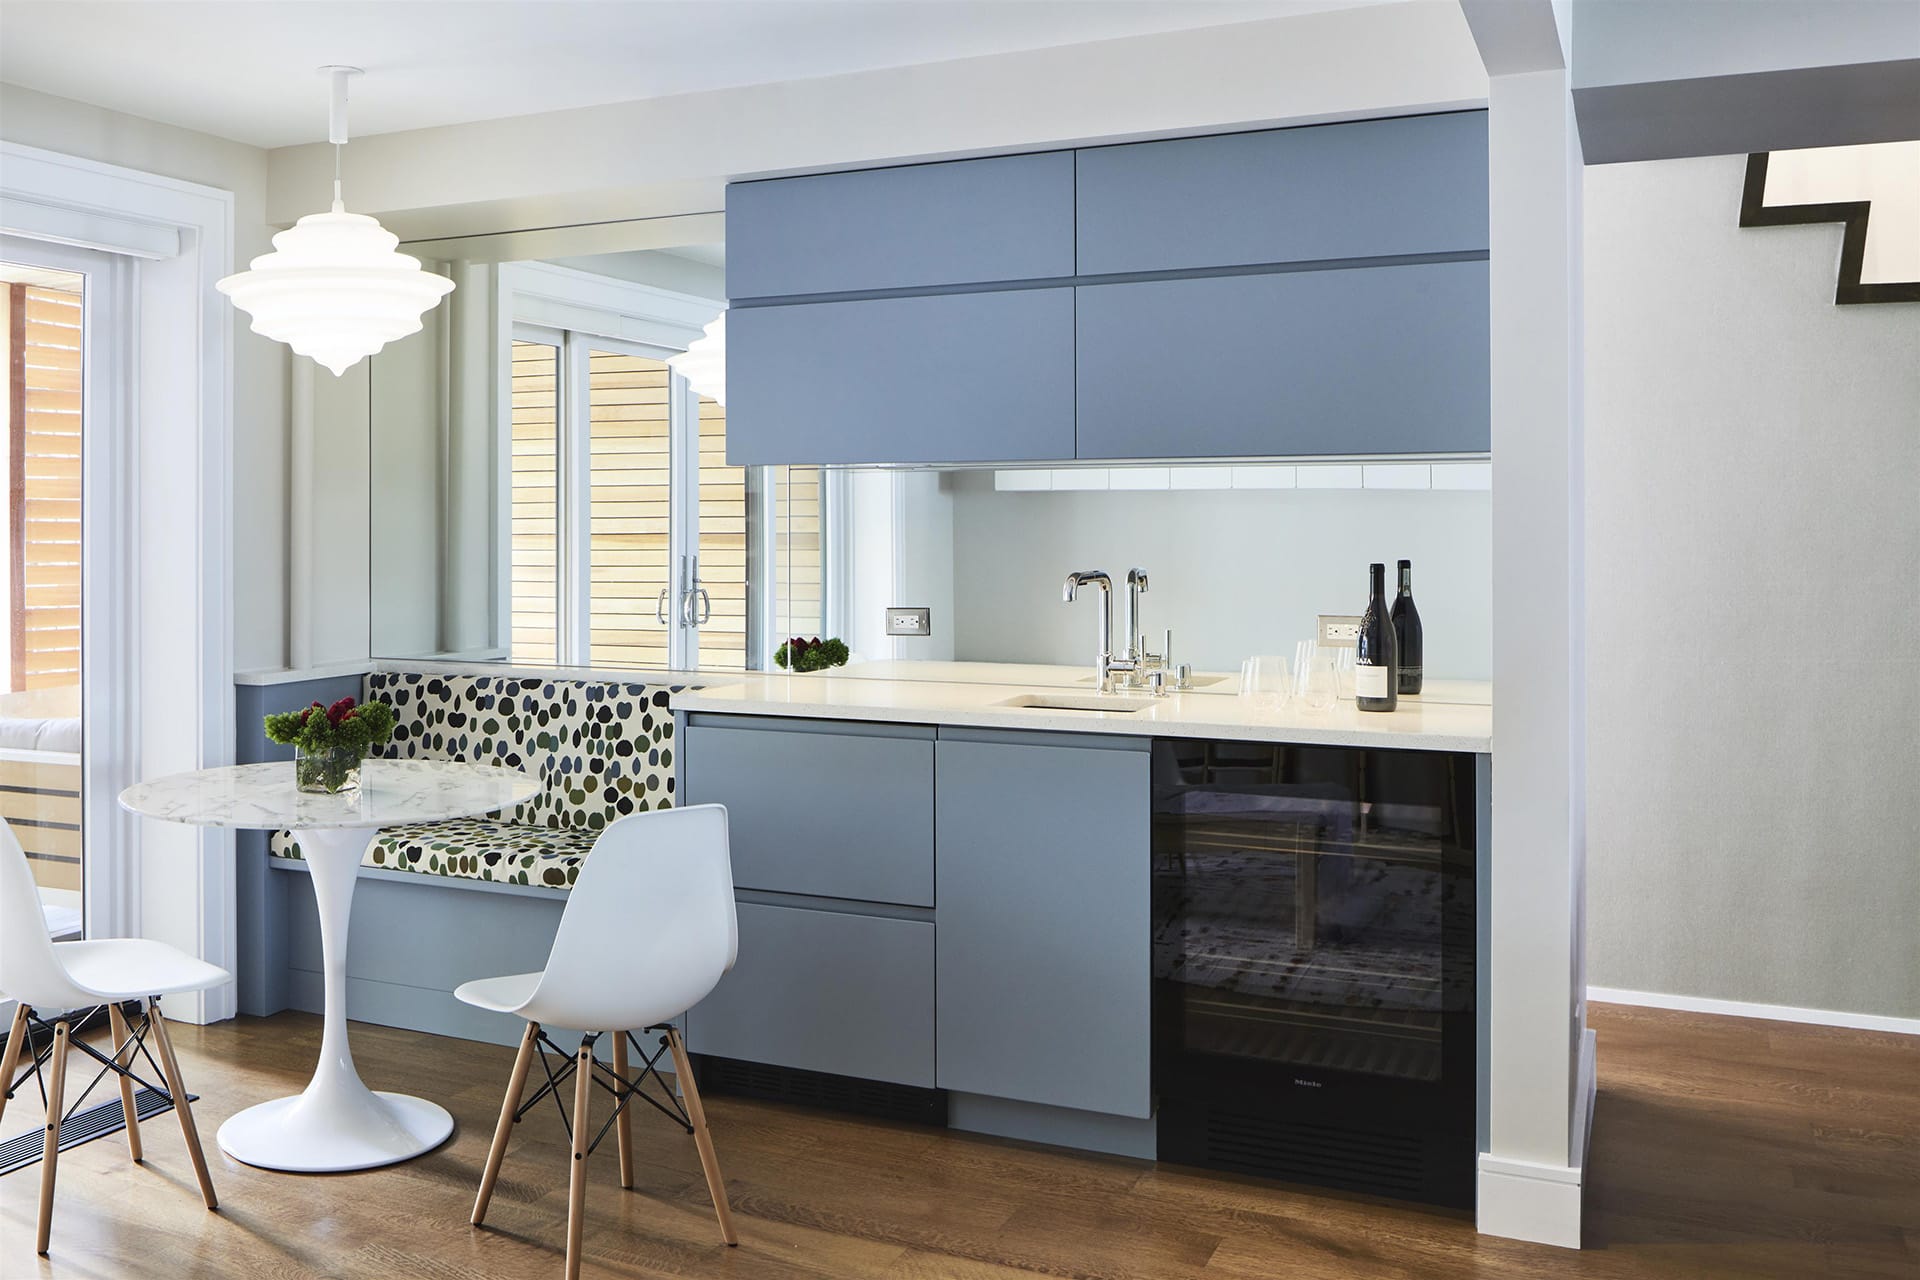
[1120,567,1165,688]
[1063,570,1136,694]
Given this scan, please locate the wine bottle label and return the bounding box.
[1355,664,1391,699]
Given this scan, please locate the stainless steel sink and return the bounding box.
[996,693,1153,714]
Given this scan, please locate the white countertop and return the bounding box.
[673,665,1492,753]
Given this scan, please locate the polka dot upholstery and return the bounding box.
[271,672,684,888]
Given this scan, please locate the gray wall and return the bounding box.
[1584,153,1920,1019]
[946,472,1493,678]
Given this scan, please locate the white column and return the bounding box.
[1481,66,1592,1248]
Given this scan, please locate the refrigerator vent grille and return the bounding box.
[1203,1109,1425,1196]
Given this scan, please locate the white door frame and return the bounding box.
[0,234,136,941]
[0,142,237,1024]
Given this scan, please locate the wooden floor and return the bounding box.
[2,1003,1914,1278]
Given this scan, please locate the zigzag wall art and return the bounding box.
[1740,144,1920,305]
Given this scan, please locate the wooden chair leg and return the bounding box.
[108,1003,144,1162]
[0,1001,28,1131]
[565,1037,593,1280]
[36,1019,70,1255]
[473,1020,539,1227]
[610,1031,634,1190]
[147,999,217,1211]
[666,1026,737,1246]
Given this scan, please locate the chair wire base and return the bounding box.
[0,1000,180,1173]
[516,1024,693,1154]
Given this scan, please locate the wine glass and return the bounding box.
[1298,647,1339,711]
[1239,656,1291,712]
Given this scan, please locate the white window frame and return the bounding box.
[1,143,236,1025]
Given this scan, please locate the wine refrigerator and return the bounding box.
[1151,739,1479,1207]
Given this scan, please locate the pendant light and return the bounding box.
[218,67,454,376]
[667,311,726,405]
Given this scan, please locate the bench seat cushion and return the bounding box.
[270,819,599,889]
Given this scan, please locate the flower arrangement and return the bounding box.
[774,636,849,673]
[265,697,397,793]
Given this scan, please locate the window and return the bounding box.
[1,263,86,936]
[508,325,826,671]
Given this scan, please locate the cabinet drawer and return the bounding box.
[683,719,934,906]
[687,902,936,1088]
[1075,260,1490,460]
[726,288,1075,467]
[1075,112,1487,275]
[726,151,1074,300]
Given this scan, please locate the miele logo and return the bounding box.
[1293,1077,1323,1089]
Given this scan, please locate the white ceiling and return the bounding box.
[0,1,1382,150]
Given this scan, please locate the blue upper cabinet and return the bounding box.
[1075,112,1489,276]
[1076,260,1490,459]
[727,151,1076,300]
[727,288,1075,466]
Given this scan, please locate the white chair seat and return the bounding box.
[49,938,232,1002]
[454,971,542,1014]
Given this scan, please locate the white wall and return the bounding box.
[0,83,289,671]
[943,473,1491,677]
[1585,153,1920,1020]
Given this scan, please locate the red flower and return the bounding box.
[326,696,357,726]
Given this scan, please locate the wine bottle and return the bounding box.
[1391,559,1424,695]
[1356,562,1399,712]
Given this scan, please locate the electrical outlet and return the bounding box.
[1317,614,1361,648]
[886,607,932,638]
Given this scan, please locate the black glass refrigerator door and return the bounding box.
[1152,740,1477,1207]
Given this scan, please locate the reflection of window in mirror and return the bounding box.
[506,326,828,673]
[373,238,833,675]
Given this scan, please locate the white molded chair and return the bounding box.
[0,819,231,1255]
[456,803,739,1278]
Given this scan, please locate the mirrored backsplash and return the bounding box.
[367,218,1490,684]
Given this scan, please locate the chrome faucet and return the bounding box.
[1063,570,1136,693]
[1121,567,1164,688]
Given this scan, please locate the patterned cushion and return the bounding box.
[267,671,685,890]
[271,819,599,889]
[367,672,681,830]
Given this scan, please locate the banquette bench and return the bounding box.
[270,672,682,887]
[238,668,692,1043]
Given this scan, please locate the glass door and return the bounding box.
[507,328,758,672]
[0,260,87,939]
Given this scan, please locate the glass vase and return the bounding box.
[295,745,367,795]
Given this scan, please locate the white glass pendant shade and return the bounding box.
[218,201,455,376]
[667,311,726,405]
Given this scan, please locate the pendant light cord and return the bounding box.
[324,65,359,213]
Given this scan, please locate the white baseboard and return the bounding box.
[1588,986,1920,1037]
[1476,1152,1583,1249]
[1476,1027,1596,1249]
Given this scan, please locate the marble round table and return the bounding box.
[119,758,540,1173]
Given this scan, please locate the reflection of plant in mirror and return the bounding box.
[775,637,849,673]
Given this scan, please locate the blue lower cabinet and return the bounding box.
[683,717,934,907]
[687,901,936,1088]
[934,730,1152,1118]
[725,287,1076,466]
[1075,259,1490,459]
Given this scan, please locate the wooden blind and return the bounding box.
[510,340,559,664]
[6,283,84,692]
[693,393,748,670]
[586,350,672,669]
[773,465,826,643]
